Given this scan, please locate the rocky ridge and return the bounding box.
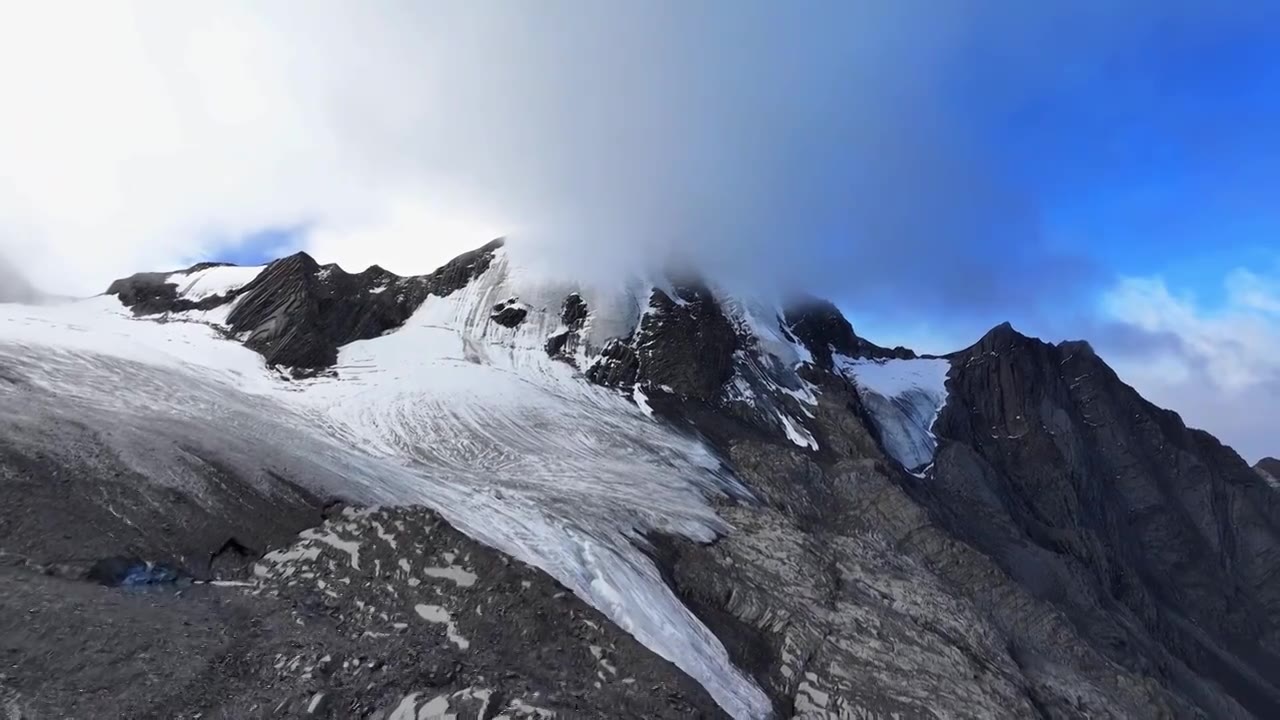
[3,241,1278,718]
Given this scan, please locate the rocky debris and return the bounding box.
[0,505,724,719]
[783,296,914,368]
[490,297,530,328]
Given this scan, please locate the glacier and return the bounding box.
[0,250,774,719]
[836,355,952,472]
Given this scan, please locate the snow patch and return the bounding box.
[415,603,471,650]
[777,412,818,451]
[421,564,478,588]
[168,265,264,301]
[632,385,654,418]
[836,356,951,471]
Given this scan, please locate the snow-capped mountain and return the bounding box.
[3,240,1279,719]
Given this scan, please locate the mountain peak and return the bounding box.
[782,296,914,368]
[1257,457,1280,485]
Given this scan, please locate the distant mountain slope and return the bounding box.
[1259,458,1280,488]
[2,239,1277,718]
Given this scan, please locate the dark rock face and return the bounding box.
[561,292,588,327]
[926,323,1280,717]
[546,292,591,364]
[631,311,1280,717]
[106,263,236,315]
[489,298,529,328]
[226,242,500,368]
[108,239,504,369]
[582,284,738,402]
[783,296,914,368]
[585,337,640,388]
[634,286,739,402]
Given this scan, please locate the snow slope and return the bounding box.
[837,356,951,471]
[169,264,265,300]
[0,251,772,719]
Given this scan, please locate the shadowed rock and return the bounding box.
[783,295,914,368]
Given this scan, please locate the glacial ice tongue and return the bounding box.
[837,356,951,471]
[0,250,773,719]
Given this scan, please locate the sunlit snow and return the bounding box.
[0,251,771,719]
[837,356,951,471]
[169,264,265,301]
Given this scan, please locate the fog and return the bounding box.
[2,2,1276,460]
[0,2,1263,303]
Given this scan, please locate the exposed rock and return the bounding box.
[561,292,589,327]
[106,262,237,315]
[108,239,504,369]
[923,322,1280,717]
[585,337,640,388]
[783,296,914,368]
[545,293,591,363]
[490,297,529,328]
[634,286,738,401]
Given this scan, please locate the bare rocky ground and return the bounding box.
[0,505,723,720]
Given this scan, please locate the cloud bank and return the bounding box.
[1101,267,1280,462]
[1,2,1264,298]
[1,2,1276,457]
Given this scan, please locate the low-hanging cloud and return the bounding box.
[2,2,1276,460]
[2,1,1268,306]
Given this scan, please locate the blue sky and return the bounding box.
[0,2,1276,459]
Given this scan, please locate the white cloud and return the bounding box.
[7,2,1253,302]
[1101,267,1280,462]
[0,3,512,294]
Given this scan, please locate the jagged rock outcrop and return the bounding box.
[489,297,529,328]
[928,323,1280,717]
[108,239,504,368]
[635,285,739,402]
[545,292,589,362]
